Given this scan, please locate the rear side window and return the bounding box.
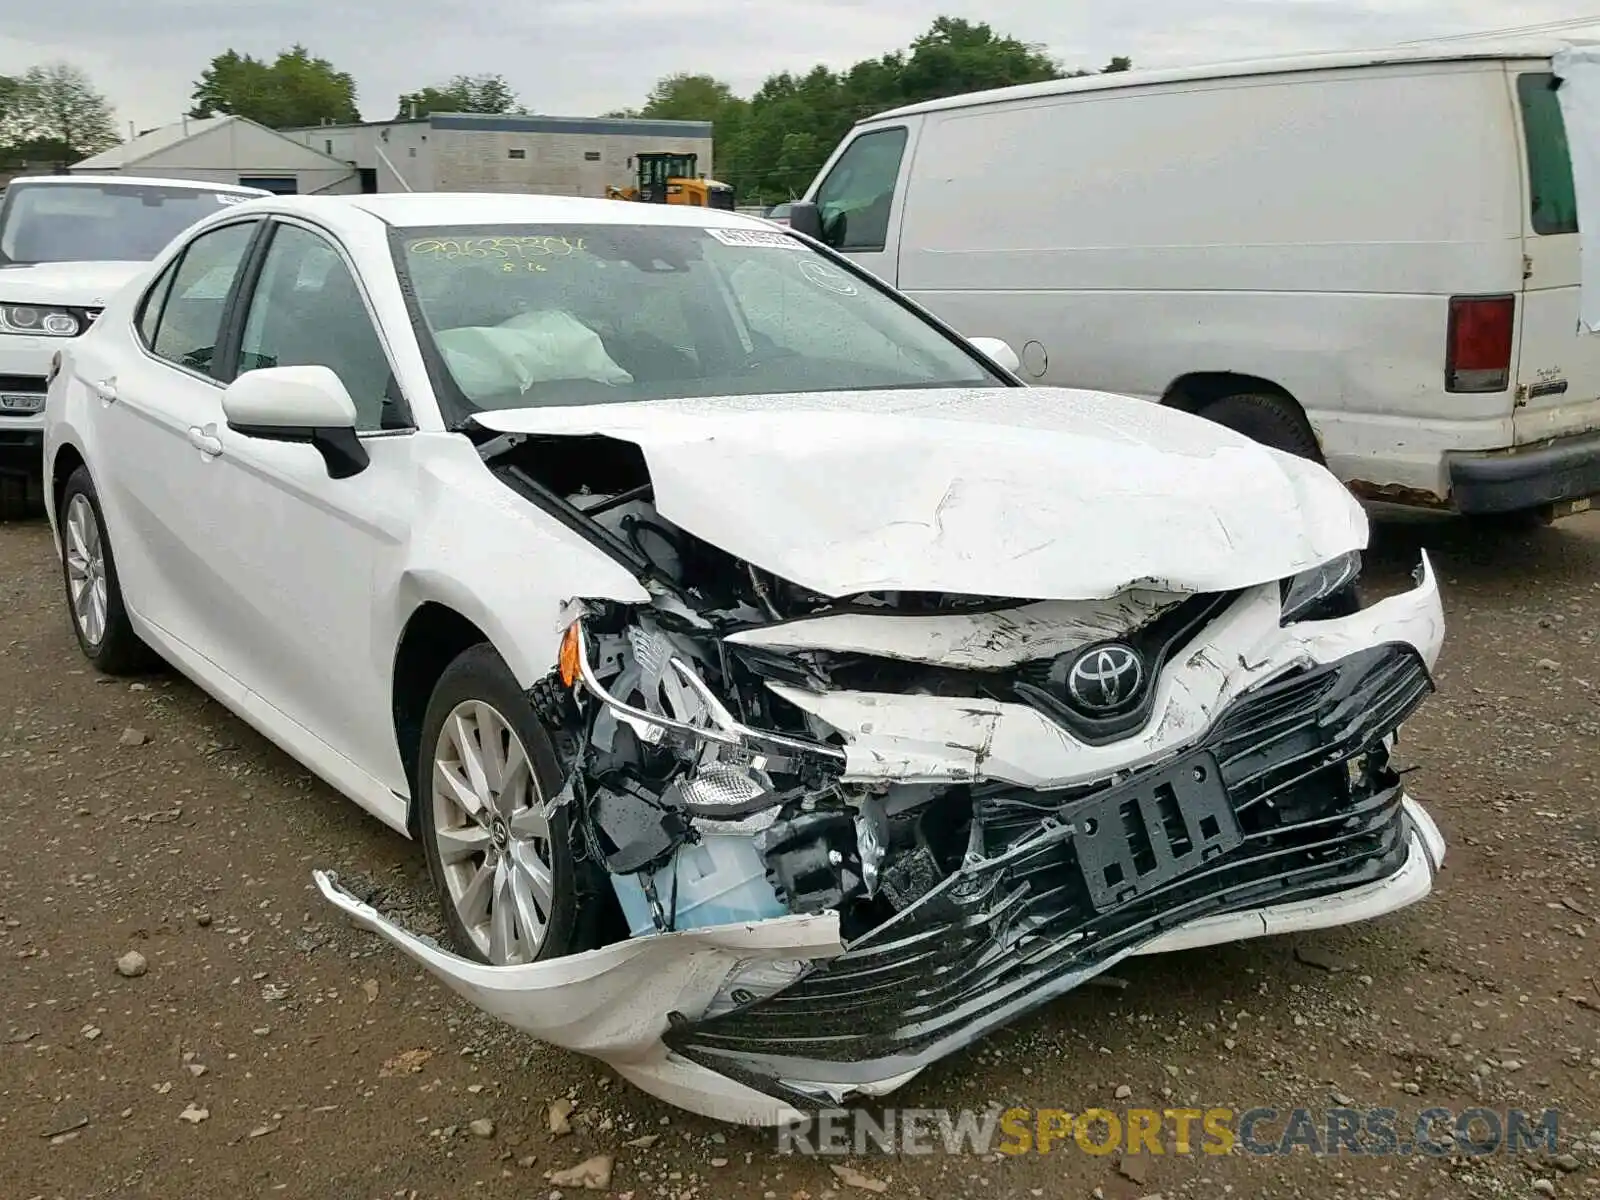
[136,260,178,347]
[1518,72,1578,235]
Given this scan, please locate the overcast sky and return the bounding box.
[4,0,1599,136]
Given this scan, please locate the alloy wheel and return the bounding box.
[430,700,557,964]
[64,494,109,648]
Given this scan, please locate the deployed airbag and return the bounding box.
[435,309,633,400]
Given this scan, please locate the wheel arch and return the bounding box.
[1160,370,1300,416]
[1160,371,1325,462]
[48,441,89,537]
[390,582,568,833]
[391,601,494,834]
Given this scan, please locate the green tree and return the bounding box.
[894,17,1061,106]
[4,63,119,162]
[609,17,1131,205]
[0,74,18,135]
[190,45,359,129]
[397,73,520,119]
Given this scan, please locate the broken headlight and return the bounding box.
[1280,550,1362,624]
[563,618,845,781]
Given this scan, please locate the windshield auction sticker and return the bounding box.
[706,227,800,249]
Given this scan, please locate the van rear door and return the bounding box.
[1510,62,1600,443]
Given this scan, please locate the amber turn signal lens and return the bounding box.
[558,622,582,687]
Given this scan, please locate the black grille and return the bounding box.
[663,642,1434,1104]
[0,375,46,394]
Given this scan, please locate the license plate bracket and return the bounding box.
[1068,750,1242,912]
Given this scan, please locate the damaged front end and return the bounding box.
[320,426,1448,1125]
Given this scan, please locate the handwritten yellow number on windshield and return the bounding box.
[407,236,585,261]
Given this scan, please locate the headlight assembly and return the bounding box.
[1281,550,1363,624]
[0,304,83,337]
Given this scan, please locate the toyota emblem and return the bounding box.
[1066,643,1144,713]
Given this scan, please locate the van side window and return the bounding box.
[1517,72,1578,236]
[813,127,909,253]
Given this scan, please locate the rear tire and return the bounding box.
[1198,392,1323,461]
[58,467,155,675]
[417,643,604,965]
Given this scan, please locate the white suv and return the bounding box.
[0,175,267,517]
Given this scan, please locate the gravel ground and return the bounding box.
[1,510,1598,1200]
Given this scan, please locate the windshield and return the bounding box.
[0,182,256,265]
[391,222,1003,417]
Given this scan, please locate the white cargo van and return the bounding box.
[789,39,1600,519]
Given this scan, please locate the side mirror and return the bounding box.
[967,336,1022,375]
[787,201,824,241]
[221,365,370,479]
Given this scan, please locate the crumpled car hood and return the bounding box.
[0,259,148,306]
[472,386,1366,600]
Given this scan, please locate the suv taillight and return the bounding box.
[1446,294,1515,392]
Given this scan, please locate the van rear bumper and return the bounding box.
[1447,430,1600,514]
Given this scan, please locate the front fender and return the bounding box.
[394,441,649,686]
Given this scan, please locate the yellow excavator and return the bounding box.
[606,153,735,209]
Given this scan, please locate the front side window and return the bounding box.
[237,223,402,430]
[1518,72,1578,235]
[148,221,259,376]
[0,182,258,265]
[391,222,1002,420]
[812,127,909,252]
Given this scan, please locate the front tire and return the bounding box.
[417,644,601,965]
[1198,392,1322,461]
[58,467,154,675]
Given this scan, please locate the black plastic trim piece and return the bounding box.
[1012,590,1237,745]
[1447,430,1600,514]
[226,422,371,479]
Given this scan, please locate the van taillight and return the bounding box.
[1446,294,1515,392]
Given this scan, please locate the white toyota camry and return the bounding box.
[43,193,1447,1125]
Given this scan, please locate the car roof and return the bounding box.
[6,174,270,194]
[242,191,780,232]
[867,35,1596,122]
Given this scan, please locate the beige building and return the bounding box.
[70,115,359,194]
[283,113,715,198]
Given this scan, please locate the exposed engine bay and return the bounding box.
[502,432,1037,941]
[489,429,1425,956]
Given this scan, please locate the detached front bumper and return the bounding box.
[317,556,1448,1126]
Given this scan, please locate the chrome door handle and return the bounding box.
[187,425,223,456]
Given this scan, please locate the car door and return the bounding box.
[197,217,420,786]
[94,217,265,662]
[805,123,917,285]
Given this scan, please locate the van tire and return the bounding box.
[1198,393,1323,461]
